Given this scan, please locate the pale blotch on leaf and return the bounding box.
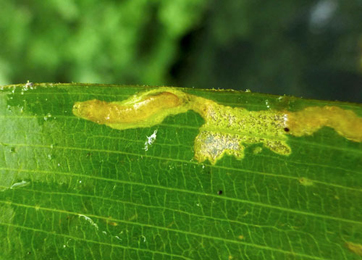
[253,147,263,155]
[73,87,362,165]
[191,99,290,164]
[346,241,362,257]
[298,177,314,186]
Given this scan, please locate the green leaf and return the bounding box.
[1,83,361,260]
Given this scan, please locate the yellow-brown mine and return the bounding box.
[73,91,190,130]
[285,106,362,142]
[73,88,362,164]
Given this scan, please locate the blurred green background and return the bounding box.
[1,0,362,102]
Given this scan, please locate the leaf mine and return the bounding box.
[73,88,362,164]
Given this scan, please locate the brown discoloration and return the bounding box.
[286,106,362,142]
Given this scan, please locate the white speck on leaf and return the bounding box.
[24,80,34,89]
[144,129,158,151]
[141,235,146,242]
[10,180,30,189]
[79,214,99,230]
[265,99,270,109]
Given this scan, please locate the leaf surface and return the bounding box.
[0,83,361,260]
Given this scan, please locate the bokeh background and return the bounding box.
[1,0,362,102]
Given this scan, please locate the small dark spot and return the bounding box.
[283,127,290,132]
[10,147,16,153]
[217,190,223,195]
[86,153,91,158]
[26,251,31,255]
